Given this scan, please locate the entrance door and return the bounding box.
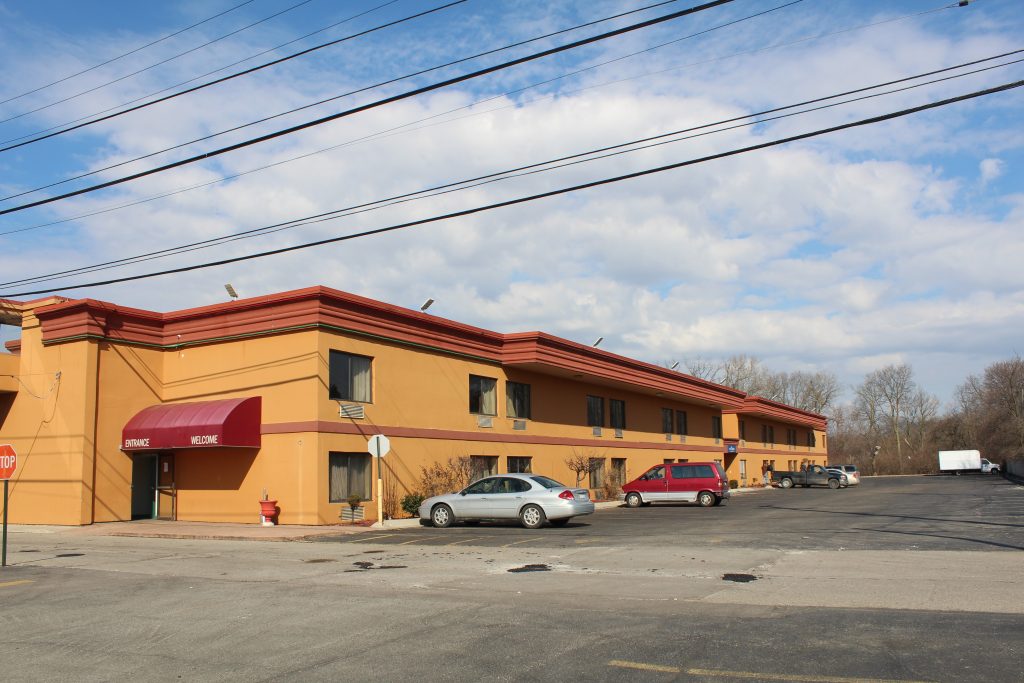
[156,453,176,520]
[131,454,157,519]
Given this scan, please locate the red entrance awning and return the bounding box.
[122,397,261,451]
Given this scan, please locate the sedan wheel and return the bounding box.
[431,504,454,528]
[519,504,547,529]
[625,492,643,508]
[697,491,716,507]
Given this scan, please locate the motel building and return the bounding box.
[0,286,827,526]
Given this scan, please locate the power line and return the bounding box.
[0,0,968,238]
[0,0,257,107]
[0,0,738,216]
[0,0,684,169]
[6,51,1020,288]
[0,0,318,127]
[0,0,452,151]
[3,79,1019,298]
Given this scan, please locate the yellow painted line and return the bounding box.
[608,660,680,673]
[445,536,488,546]
[685,668,933,683]
[501,537,542,548]
[0,580,34,589]
[607,662,932,683]
[350,534,397,542]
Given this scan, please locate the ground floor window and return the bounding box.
[470,455,498,481]
[589,457,606,489]
[611,458,627,487]
[329,452,372,502]
[739,459,747,482]
[507,456,532,473]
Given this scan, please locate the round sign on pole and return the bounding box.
[367,434,390,458]
[0,445,16,480]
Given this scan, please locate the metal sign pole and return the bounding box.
[376,440,384,528]
[2,480,8,568]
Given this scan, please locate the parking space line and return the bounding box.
[685,668,933,683]
[395,535,445,545]
[608,660,679,673]
[0,580,34,589]
[445,537,489,546]
[349,534,398,543]
[500,537,542,548]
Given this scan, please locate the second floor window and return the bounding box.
[787,428,797,446]
[610,399,626,430]
[807,431,817,447]
[329,351,372,402]
[676,410,688,436]
[469,375,497,415]
[739,420,746,440]
[662,408,673,434]
[711,416,722,439]
[506,381,531,419]
[762,425,775,444]
[587,395,604,427]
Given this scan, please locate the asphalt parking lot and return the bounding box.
[2,474,1021,682]
[315,474,1024,551]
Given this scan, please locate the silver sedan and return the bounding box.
[418,473,595,529]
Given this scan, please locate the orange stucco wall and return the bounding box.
[0,290,828,525]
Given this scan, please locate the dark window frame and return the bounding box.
[586,395,605,427]
[328,350,373,403]
[328,452,372,502]
[469,375,498,416]
[506,381,532,419]
[676,410,688,436]
[610,399,626,430]
[711,416,723,439]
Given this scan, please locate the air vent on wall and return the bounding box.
[592,427,602,437]
[614,429,623,439]
[477,416,493,428]
[338,403,365,419]
[339,506,364,522]
[665,434,672,442]
[513,420,527,431]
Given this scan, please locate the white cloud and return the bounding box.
[979,158,1004,184]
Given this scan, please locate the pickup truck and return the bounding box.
[774,465,846,489]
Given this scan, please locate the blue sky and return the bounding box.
[0,0,1022,405]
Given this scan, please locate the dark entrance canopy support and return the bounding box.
[121,397,261,451]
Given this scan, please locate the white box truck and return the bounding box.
[937,450,1000,474]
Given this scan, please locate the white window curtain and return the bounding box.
[351,355,372,402]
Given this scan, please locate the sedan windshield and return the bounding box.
[529,476,566,489]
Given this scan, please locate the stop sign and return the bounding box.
[0,445,16,480]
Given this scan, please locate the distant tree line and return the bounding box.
[675,354,1024,475]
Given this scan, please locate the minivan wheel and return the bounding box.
[519,504,546,529]
[780,478,794,489]
[697,491,715,507]
[625,492,643,508]
[431,504,454,528]
[828,478,840,489]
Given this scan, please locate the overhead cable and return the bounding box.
[0,0,970,237]
[0,0,739,216]
[3,78,1020,298]
[0,0,257,107]
[0,0,318,126]
[5,52,1021,288]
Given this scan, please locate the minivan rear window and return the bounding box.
[670,464,715,478]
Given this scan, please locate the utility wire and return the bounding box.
[0,0,686,167]
[0,0,318,126]
[0,0,738,216]
[3,79,1020,298]
[0,0,402,147]
[0,0,257,107]
[5,53,1020,288]
[0,0,982,236]
[0,0,457,151]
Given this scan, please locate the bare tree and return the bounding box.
[565,449,604,487]
[684,356,720,382]
[865,364,915,474]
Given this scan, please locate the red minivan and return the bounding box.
[622,461,730,508]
